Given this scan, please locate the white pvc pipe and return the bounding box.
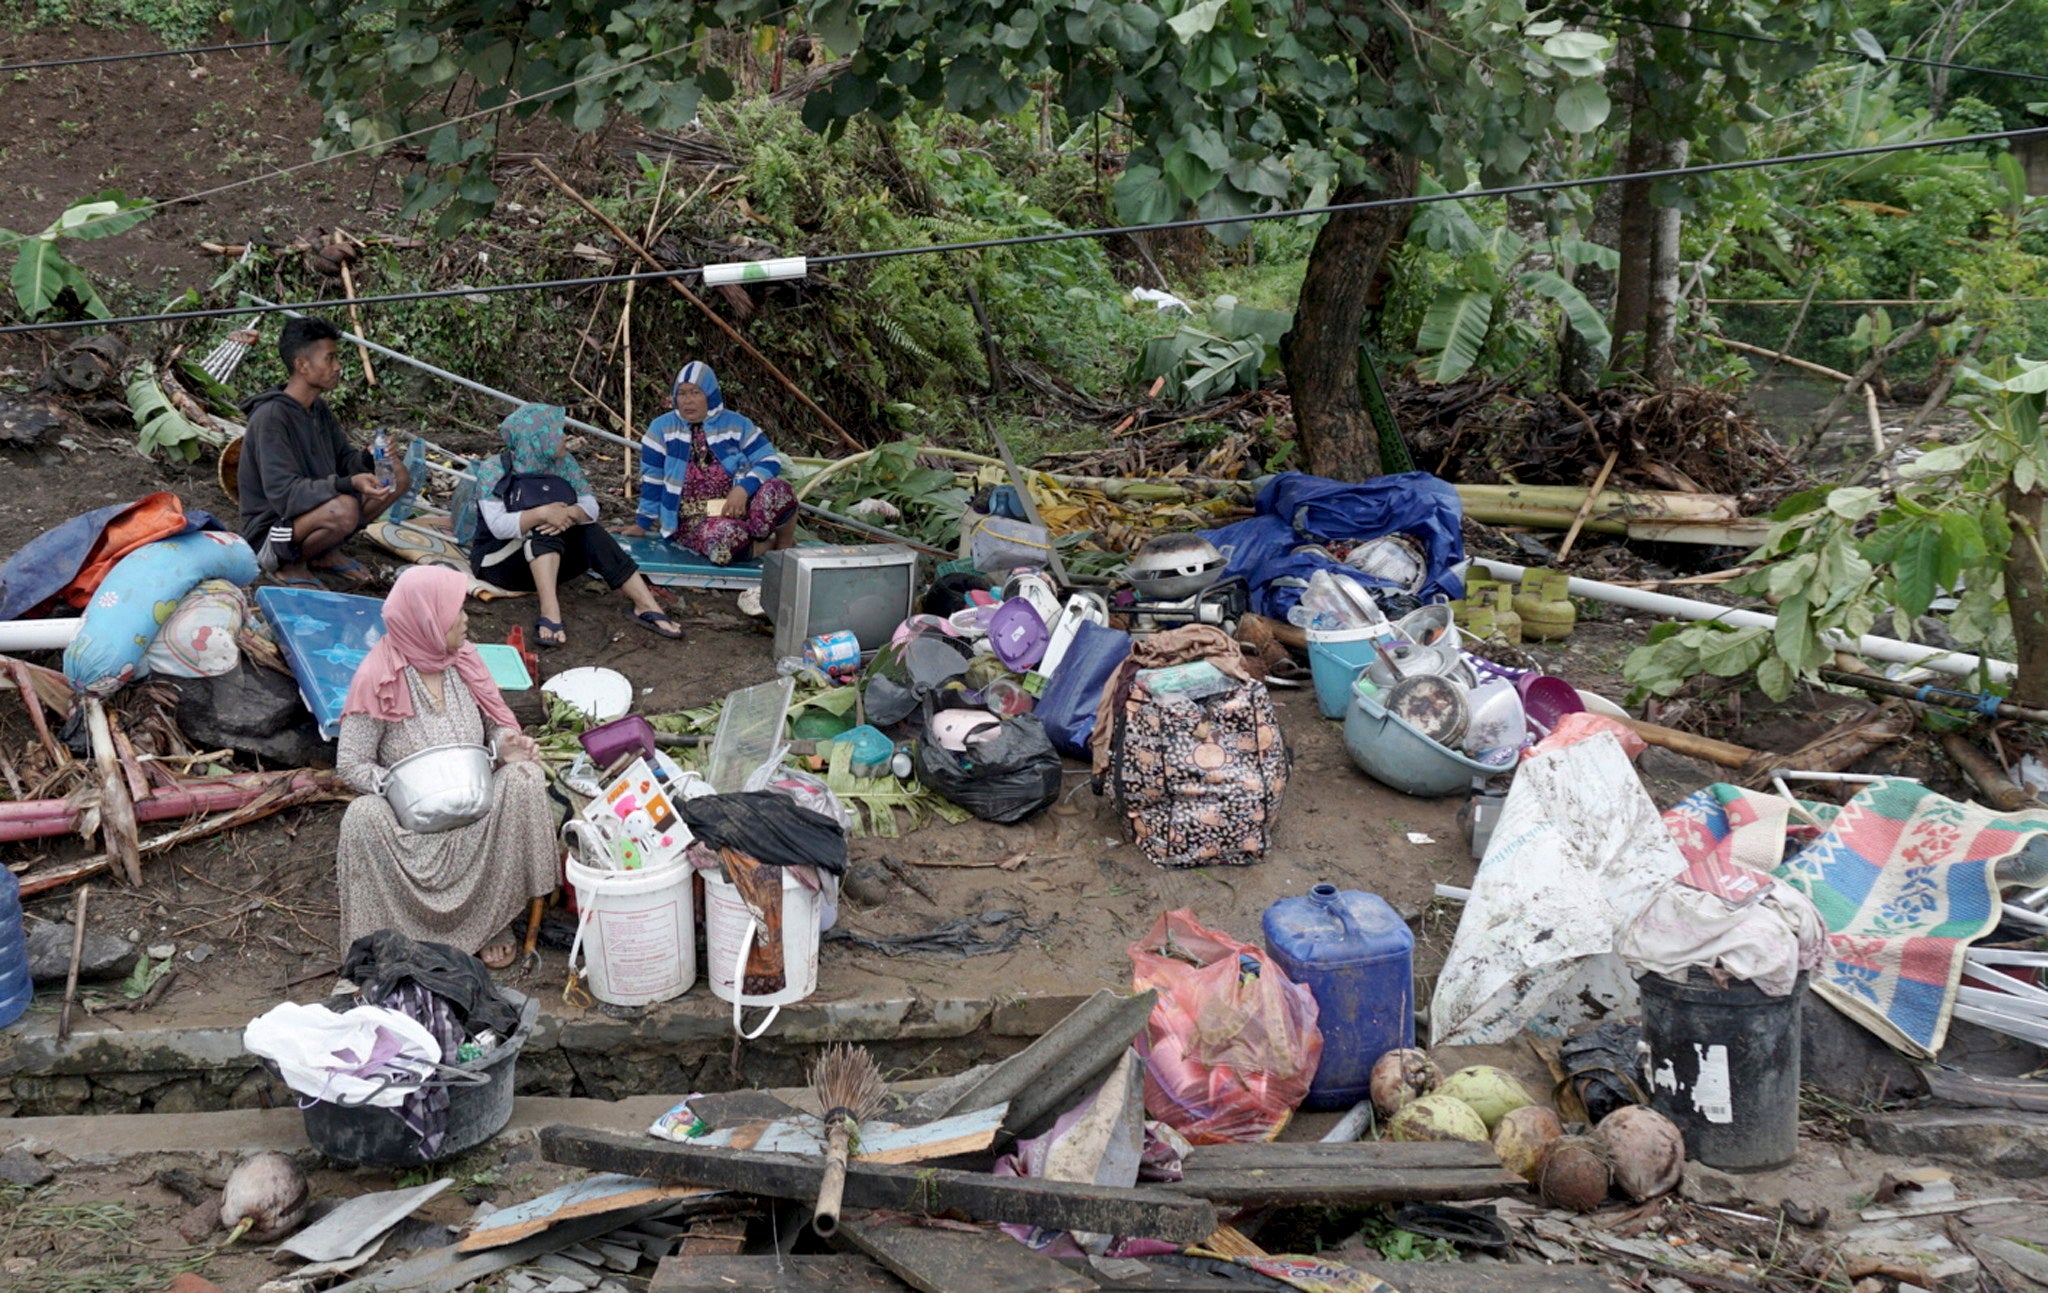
[0,618,82,651]
[1475,558,2017,685]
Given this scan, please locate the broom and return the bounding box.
[809,1042,885,1236]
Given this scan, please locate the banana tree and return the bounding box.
[0,192,152,321]
[1404,183,1616,384]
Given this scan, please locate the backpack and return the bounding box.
[1093,631,1290,869]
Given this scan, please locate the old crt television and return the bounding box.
[762,544,919,659]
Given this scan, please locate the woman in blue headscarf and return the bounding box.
[466,404,682,646]
[624,362,798,614]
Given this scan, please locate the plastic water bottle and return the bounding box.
[372,429,393,488]
[0,863,33,1030]
[387,437,427,522]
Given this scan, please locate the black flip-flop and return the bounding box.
[1390,1203,1512,1253]
[632,609,684,640]
[535,617,567,649]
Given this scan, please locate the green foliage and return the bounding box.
[1133,295,1292,403]
[1625,356,2048,703]
[0,192,151,321]
[14,0,221,45]
[811,439,971,549]
[1857,0,2048,129]
[1401,190,1614,383]
[127,368,209,461]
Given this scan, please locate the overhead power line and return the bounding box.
[1565,7,2048,88]
[6,118,2045,339]
[0,38,283,74]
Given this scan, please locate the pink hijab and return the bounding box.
[341,566,520,733]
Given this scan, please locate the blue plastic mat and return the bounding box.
[613,534,762,590]
[254,585,385,740]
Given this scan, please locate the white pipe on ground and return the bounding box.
[0,619,81,651]
[1473,557,2017,685]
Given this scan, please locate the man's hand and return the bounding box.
[349,473,398,509]
[497,731,541,764]
[723,485,751,518]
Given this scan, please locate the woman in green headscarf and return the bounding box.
[464,404,682,646]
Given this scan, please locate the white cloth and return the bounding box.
[477,493,601,541]
[243,1001,442,1108]
[1616,874,1828,998]
[1430,732,1689,1045]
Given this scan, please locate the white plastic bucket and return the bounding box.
[703,869,821,1038]
[566,854,695,1008]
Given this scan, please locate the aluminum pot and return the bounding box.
[381,743,494,834]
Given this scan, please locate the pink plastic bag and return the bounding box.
[1128,909,1322,1144]
[1526,711,1647,761]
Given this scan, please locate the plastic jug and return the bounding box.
[1262,884,1414,1110]
[0,864,32,1030]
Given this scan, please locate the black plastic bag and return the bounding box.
[680,791,848,874]
[918,709,1064,824]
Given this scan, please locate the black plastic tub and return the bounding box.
[1638,970,1807,1172]
[293,989,539,1169]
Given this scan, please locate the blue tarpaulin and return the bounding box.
[1201,471,1464,620]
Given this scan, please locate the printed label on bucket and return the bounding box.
[593,899,688,999]
[1692,1042,1734,1124]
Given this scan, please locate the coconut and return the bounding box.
[1491,1104,1564,1180]
[1535,1135,1612,1213]
[1386,1092,1490,1143]
[1369,1048,1443,1118]
[1437,1065,1534,1132]
[1594,1105,1685,1201]
[220,1151,308,1244]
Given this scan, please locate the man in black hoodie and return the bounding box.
[237,316,408,585]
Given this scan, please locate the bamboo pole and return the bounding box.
[1705,335,1853,384]
[532,158,864,454]
[334,229,378,387]
[85,700,141,886]
[57,885,88,1041]
[1557,449,1619,562]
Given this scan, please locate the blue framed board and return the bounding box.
[254,585,386,741]
[612,534,763,591]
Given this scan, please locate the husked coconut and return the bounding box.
[219,1151,308,1243]
[1368,1048,1443,1118]
[1386,1092,1489,1143]
[1491,1104,1564,1181]
[1436,1065,1534,1132]
[1535,1135,1612,1213]
[1594,1105,1685,1201]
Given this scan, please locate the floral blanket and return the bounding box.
[1663,780,2048,1058]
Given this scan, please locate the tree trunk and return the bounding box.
[1282,152,1419,481]
[1645,134,1688,388]
[1610,126,1658,378]
[1562,180,1624,397]
[2005,482,2048,708]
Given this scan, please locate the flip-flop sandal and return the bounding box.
[480,941,517,971]
[311,555,376,588]
[1390,1203,1512,1253]
[632,609,684,640]
[535,617,567,649]
[267,571,326,590]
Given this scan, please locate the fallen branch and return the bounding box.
[0,769,346,843]
[85,700,141,886]
[1939,733,2033,811]
[533,159,863,455]
[1557,449,1620,563]
[1806,309,1961,455]
[1706,335,1852,384]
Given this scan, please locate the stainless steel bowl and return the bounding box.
[382,743,494,834]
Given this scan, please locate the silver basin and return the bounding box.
[382,743,494,834]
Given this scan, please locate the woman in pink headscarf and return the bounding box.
[334,566,557,964]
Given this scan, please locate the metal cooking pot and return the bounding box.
[381,743,495,834]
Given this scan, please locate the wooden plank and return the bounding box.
[837,1213,1094,1293]
[541,1126,1218,1245]
[330,1200,677,1293]
[1179,1141,1503,1173]
[649,1254,910,1292]
[698,1104,1008,1165]
[459,1173,717,1252]
[1345,1261,1631,1292]
[1921,1066,2048,1113]
[1164,1165,1523,1207]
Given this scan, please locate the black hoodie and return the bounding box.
[235,386,374,546]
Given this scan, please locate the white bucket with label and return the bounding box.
[565,853,695,1008]
[703,868,821,1038]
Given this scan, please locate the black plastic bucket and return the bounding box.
[1638,970,1807,1172]
[295,989,538,1169]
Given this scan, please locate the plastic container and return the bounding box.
[1262,884,1415,1109]
[1344,681,1502,797]
[296,990,539,1168]
[1307,625,1393,720]
[0,864,32,1030]
[1461,680,1526,763]
[566,854,695,1008]
[704,868,822,1038]
[1639,970,1808,1172]
[579,714,658,770]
